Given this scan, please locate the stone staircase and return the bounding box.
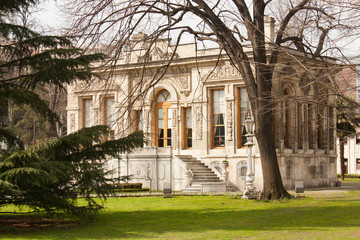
[176,155,227,193]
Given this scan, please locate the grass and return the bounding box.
[1,190,360,240]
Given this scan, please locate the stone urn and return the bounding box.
[222,160,229,169]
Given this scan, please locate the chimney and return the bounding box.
[264,17,275,42]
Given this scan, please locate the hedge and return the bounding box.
[108,183,143,189]
[113,188,150,193]
[337,174,360,179]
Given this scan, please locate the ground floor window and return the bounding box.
[211,89,225,148]
[82,98,93,128]
[183,107,192,149]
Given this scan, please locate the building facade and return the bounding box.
[336,60,360,175]
[67,29,338,192]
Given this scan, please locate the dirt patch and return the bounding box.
[0,216,80,233]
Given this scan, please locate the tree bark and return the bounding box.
[255,99,291,200]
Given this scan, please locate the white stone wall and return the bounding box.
[67,38,338,191]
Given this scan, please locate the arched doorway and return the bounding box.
[155,90,172,147]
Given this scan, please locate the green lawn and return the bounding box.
[1,190,360,240]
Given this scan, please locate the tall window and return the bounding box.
[82,98,93,128]
[317,104,323,149]
[308,104,314,149]
[156,90,172,147]
[328,107,335,150]
[103,97,115,129]
[283,89,291,148]
[237,87,250,148]
[183,107,192,149]
[297,103,303,149]
[136,110,143,132]
[211,89,225,148]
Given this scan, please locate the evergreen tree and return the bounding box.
[0,0,144,218]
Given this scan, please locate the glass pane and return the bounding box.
[106,98,115,127]
[84,99,92,128]
[167,129,172,138]
[241,125,247,146]
[158,108,164,119]
[187,139,192,148]
[137,111,143,131]
[158,139,164,147]
[158,129,164,138]
[219,137,225,146]
[219,101,225,113]
[167,108,172,127]
[220,126,225,136]
[157,90,171,102]
[213,114,217,125]
[214,137,219,147]
[167,138,172,146]
[214,126,220,137]
[185,108,192,127]
[219,114,224,125]
[240,111,246,124]
[187,129,192,138]
[157,93,165,102]
[164,91,171,101]
[158,119,164,128]
[213,102,220,114]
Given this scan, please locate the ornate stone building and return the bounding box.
[67,26,338,192]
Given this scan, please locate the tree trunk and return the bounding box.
[340,137,345,180]
[255,105,291,200]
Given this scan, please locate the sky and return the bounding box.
[34,0,360,60]
[33,1,64,33]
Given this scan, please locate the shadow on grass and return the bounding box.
[2,197,360,239]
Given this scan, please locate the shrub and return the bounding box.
[337,174,360,179]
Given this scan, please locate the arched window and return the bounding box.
[156,90,172,147]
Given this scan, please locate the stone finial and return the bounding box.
[132,32,148,41]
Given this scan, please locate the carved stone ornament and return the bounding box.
[94,108,99,125]
[177,74,190,96]
[172,109,177,150]
[227,101,233,141]
[195,104,203,140]
[70,113,75,133]
[143,110,151,144]
[201,62,240,81]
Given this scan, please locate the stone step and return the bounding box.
[192,179,223,182]
[193,175,220,179]
[177,155,225,192]
[182,187,201,192]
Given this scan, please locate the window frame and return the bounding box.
[135,110,143,132]
[182,107,192,149]
[103,96,115,130]
[210,88,225,149]
[236,87,250,148]
[283,89,291,149]
[81,97,93,128]
[155,90,172,147]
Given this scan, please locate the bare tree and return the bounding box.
[64,0,360,199]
